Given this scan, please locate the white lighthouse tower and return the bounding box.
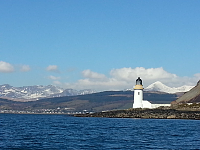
[133,77,143,108]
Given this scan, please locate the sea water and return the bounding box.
[0,114,200,150]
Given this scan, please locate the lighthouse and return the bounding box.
[132,77,170,109]
[133,77,143,108]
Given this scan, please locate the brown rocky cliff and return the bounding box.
[171,80,200,105]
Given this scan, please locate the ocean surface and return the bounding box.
[0,114,200,150]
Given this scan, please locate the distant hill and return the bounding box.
[171,80,200,105]
[145,81,194,93]
[0,91,178,112]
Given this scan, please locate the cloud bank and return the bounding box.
[0,61,14,73]
[53,67,199,91]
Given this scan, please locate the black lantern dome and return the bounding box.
[136,77,142,85]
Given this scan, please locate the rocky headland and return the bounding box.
[74,106,200,120]
[74,80,200,120]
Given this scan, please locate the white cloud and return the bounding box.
[64,78,127,91]
[20,65,30,72]
[48,75,61,80]
[46,65,59,72]
[82,69,106,80]
[0,61,14,73]
[110,67,177,82]
[53,67,200,91]
[48,75,61,86]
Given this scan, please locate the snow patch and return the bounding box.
[145,81,194,93]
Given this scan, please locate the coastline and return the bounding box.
[74,108,200,120]
[1,108,200,120]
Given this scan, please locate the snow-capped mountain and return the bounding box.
[145,81,194,93]
[0,84,96,100]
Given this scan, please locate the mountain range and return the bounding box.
[0,84,95,100]
[0,81,194,100]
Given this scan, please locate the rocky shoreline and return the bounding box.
[74,108,200,120]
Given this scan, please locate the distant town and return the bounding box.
[0,108,94,115]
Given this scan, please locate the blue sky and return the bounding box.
[0,0,200,90]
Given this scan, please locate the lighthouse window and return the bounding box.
[138,92,140,95]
